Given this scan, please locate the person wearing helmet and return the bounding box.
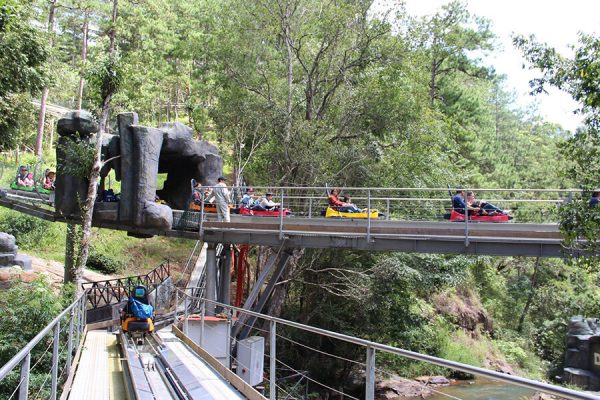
[206,176,231,222]
[241,187,256,208]
[590,189,600,207]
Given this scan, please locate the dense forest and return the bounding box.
[1,0,599,397]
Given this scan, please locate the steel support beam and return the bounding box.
[238,251,292,340]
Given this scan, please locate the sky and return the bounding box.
[379,0,599,132]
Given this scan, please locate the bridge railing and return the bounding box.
[190,185,575,223]
[174,292,595,400]
[0,293,87,400]
[81,261,170,309]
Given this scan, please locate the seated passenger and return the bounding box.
[467,191,507,215]
[452,189,467,214]
[43,171,55,190]
[328,189,345,210]
[258,192,280,211]
[241,187,256,208]
[590,190,600,207]
[16,166,33,187]
[192,180,212,205]
[340,196,361,213]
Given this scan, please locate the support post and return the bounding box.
[50,322,60,400]
[270,321,277,400]
[66,310,74,377]
[367,189,372,242]
[184,295,189,335]
[386,199,390,221]
[308,197,312,219]
[200,300,205,348]
[174,289,179,325]
[464,190,469,247]
[218,245,232,311]
[366,346,375,400]
[206,244,217,316]
[199,191,205,237]
[19,353,30,400]
[278,189,284,241]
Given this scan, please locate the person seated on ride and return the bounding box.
[466,191,507,216]
[328,188,346,210]
[241,187,256,208]
[590,190,600,207]
[340,196,361,213]
[452,189,467,214]
[258,192,280,211]
[192,180,208,205]
[16,166,34,187]
[43,170,55,190]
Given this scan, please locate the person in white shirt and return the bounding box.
[206,176,231,222]
[259,192,280,210]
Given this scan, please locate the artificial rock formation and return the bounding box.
[0,232,32,271]
[55,111,223,233]
[563,316,600,390]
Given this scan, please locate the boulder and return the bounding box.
[142,201,173,230]
[376,376,433,399]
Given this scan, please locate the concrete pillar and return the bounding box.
[218,245,232,312]
[205,244,217,316]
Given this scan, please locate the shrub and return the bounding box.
[86,248,124,274]
[0,212,50,247]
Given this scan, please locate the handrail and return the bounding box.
[0,293,86,383]
[198,185,582,193]
[175,291,597,400]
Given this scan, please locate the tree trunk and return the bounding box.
[76,11,89,111]
[64,224,77,284]
[284,8,293,143]
[518,258,540,333]
[73,0,118,295]
[35,0,57,156]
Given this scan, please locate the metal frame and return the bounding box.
[0,294,87,400]
[177,295,598,400]
[81,261,170,309]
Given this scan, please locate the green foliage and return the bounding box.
[86,39,124,106]
[57,136,95,178]
[0,0,49,151]
[0,212,51,247]
[559,198,600,256]
[0,276,66,398]
[86,247,124,274]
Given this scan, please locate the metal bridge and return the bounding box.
[0,185,586,258]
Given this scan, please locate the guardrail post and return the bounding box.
[66,310,74,377]
[199,191,205,238]
[184,294,189,335]
[279,189,284,241]
[386,199,390,221]
[174,290,179,325]
[270,320,277,400]
[200,300,206,348]
[464,191,469,247]
[226,310,232,369]
[50,322,60,400]
[308,197,312,219]
[19,353,30,400]
[366,346,375,400]
[367,189,372,243]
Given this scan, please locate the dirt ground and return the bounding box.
[0,253,113,289]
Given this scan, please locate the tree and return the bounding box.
[0,0,48,151]
[72,0,121,292]
[515,33,600,261]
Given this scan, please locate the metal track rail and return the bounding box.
[120,332,183,400]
